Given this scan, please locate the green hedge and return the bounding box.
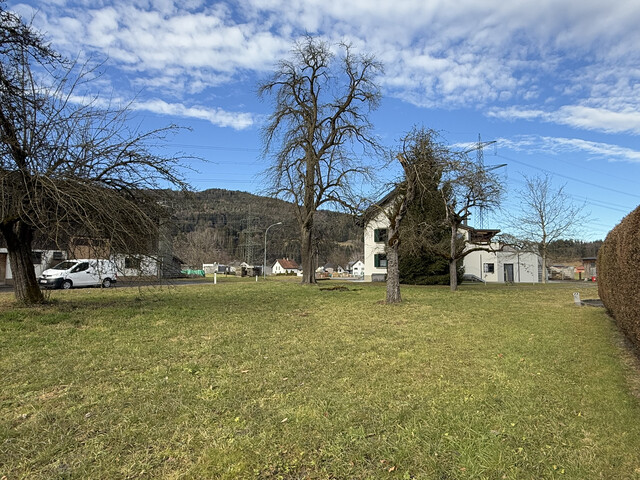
[598,204,640,347]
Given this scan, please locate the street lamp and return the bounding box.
[263,222,282,279]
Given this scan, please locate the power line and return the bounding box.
[507,176,633,214]
[495,153,640,200]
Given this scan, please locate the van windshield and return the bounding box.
[52,261,78,270]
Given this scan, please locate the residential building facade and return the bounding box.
[363,208,389,282]
[363,208,542,283]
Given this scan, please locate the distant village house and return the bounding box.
[272,258,301,275]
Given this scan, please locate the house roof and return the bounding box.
[276,258,300,269]
[459,225,501,244]
[359,188,399,225]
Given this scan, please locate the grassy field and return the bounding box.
[1,279,639,479]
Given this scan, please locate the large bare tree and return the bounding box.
[509,173,587,283]
[0,5,188,304]
[259,36,382,284]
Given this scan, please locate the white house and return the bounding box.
[363,207,542,283]
[348,260,365,277]
[272,258,301,275]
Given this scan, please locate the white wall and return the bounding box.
[463,248,500,282]
[500,250,541,283]
[463,246,541,283]
[363,210,389,281]
[352,260,365,277]
[113,254,159,277]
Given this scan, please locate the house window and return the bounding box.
[374,254,388,268]
[483,263,495,274]
[374,228,388,243]
[32,252,43,264]
[125,256,141,269]
[53,251,64,260]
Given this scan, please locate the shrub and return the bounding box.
[598,204,640,347]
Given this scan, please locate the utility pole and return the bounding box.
[464,134,497,228]
[263,222,282,278]
[240,212,260,266]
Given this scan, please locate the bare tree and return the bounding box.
[439,156,504,291]
[510,173,587,283]
[259,36,383,284]
[174,229,230,268]
[0,5,189,304]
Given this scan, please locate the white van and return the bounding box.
[38,259,118,289]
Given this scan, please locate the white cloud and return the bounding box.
[556,106,640,134]
[133,99,255,129]
[11,0,640,131]
[488,105,640,135]
[498,135,640,163]
[64,92,255,130]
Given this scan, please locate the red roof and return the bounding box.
[276,258,300,270]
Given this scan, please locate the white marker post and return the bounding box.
[573,292,581,306]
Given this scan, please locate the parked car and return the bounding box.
[462,273,486,283]
[38,259,117,289]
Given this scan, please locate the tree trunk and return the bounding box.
[386,240,401,303]
[449,224,458,292]
[0,220,45,304]
[449,259,458,292]
[300,223,316,284]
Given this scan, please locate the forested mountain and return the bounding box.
[168,189,363,269]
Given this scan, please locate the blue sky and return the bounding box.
[10,0,640,241]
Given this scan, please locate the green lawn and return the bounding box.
[1,280,639,479]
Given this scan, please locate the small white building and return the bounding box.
[349,260,365,277]
[113,254,160,277]
[463,244,542,283]
[272,258,301,275]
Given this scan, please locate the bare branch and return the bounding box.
[0,4,193,304]
[258,36,382,284]
[508,173,589,282]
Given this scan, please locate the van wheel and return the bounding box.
[102,278,112,288]
[62,280,72,290]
